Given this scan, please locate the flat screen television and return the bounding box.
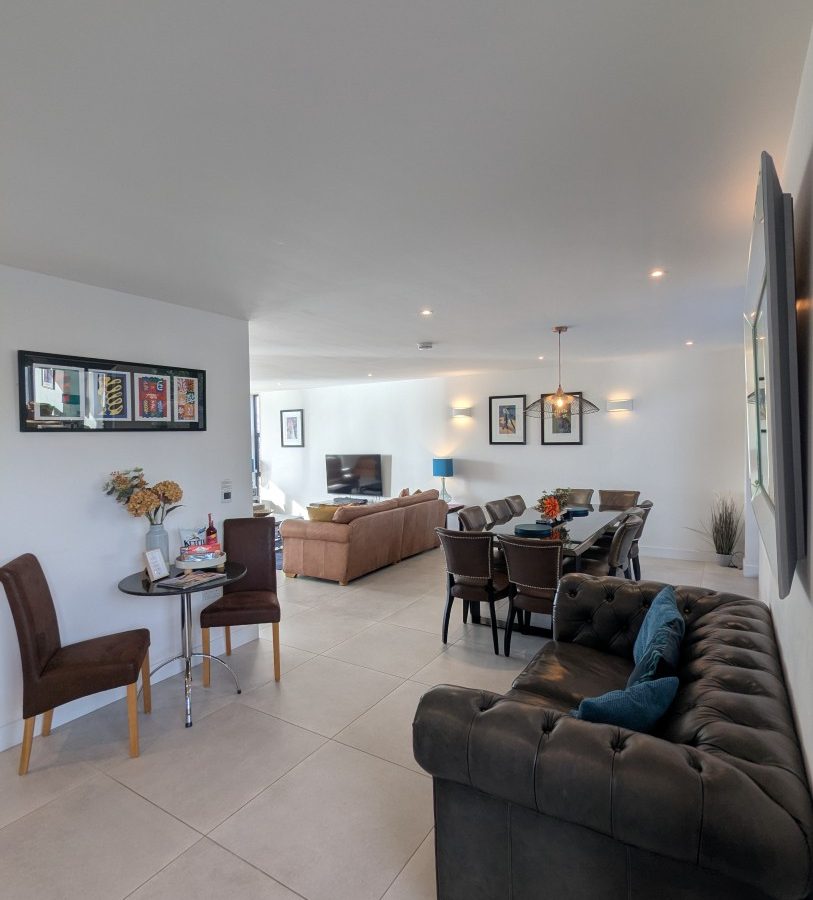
[326,454,384,496]
[744,151,804,598]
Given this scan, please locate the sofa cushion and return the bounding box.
[629,587,685,684]
[633,586,683,664]
[332,499,397,523]
[574,676,680,732]
[397,489,439,507]
[512,641,633,707]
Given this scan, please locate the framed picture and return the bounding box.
[18,350,206,432]
[173,375,199,423]
[134,373,171,422]
[489,395,526,444]
[87,370,132,421]
[280,408,304,447]
[541,391,584,445]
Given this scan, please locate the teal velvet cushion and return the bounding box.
[629,585,685,684]
[573,677,680,732]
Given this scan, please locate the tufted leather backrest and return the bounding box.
[223,517,276,594]
[0,553,62,681]
[458,506,487,531]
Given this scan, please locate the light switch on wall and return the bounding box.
[221,479,232,503]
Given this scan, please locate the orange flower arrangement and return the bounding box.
[534,489,570,521]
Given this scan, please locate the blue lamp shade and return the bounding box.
[432,457,454,477]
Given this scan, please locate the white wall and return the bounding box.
[259,344,744,560]
[0,265,252,751]
[761,27,813,780]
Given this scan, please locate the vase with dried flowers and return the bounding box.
[534,488,571,524]
[103,467,183,566]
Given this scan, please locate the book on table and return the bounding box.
[160,571,226,589]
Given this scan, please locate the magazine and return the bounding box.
[160,571,226,589]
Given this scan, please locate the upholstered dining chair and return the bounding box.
[576,516,642,579]
[505,495,527,516]
[458,506,488,531]
[201,517,281,687]
[484,498,513,526]
[598,489,641,510]
[0,553,151,775]
[629,500,653,580]
[436,528,510,655]
[498,536,562,656]
[561,488,594,506]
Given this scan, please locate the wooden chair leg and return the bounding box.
[632,556,641,581]
[441,594,454,644]
[272,621,281,682]
[41,709,54,736]
[488,601,499,655]
[141,649,152,713]
[224,625,232,656]
[19,717,35,775]
[202,627,211,687]
[462,600,469,624]
[127,683,139,758]
[504,604,515,657]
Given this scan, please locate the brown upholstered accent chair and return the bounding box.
[484,498,512,527]
[0,553,151,775]
[577,516,642,579]
[201,517,281,686]
[629,500,653,580]
[561,488,594,506]
[598,489,641,510]
[505,495,527,516]
[499,537,562,656]
[458,505,487,532]
[436,528,510,655]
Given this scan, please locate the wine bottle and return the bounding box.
[205,513,218,546]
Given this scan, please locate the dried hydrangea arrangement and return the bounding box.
[104,467,183,524]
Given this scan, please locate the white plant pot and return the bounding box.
[715,553,733,568]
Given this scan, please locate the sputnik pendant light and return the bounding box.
[526,326,600,418]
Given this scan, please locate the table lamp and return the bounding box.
[432,457,454,502]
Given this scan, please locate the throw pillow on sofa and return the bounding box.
[573,676,680,733]
[629,585,685,684]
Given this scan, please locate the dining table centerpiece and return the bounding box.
[103,467,183,566]
[534,488,570,524]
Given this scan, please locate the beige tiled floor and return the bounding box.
[0,550,758,899]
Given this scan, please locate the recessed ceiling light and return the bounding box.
[367,372,373,377]
[650,269,666,279]
[685,341,694,346]
[420,308,433,316]
[538,356,545,360]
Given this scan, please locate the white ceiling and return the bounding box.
[1,2,811,389]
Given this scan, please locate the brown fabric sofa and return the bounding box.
[280,490,447,584]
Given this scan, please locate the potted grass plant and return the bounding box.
[689,495,743,567]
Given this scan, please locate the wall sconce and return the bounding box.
[450,407,473,418]
[607,398,634,412]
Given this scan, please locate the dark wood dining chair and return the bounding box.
[505,495,527,515]
[484,498,513,526]
[629,500,653,580]
[576,516,642,579]
[435,528,510,655]
[0,553,151,775]
[499,536,562,656]
[458,506,488,531]
[598,489,641,510]
[561,488,594,506]
[201,517,281,687]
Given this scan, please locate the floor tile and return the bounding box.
[106,703,324,832]
[210,742,433,900]
[336,680,430,774]
[411,642,526,694]
[318,587,418,621]
[0,737,97,829]
[382,596,464,641]
[240,656,402,737]
[278,607,377,653]
[325,622,447,678]
[457,622,550,662]
[382,831,436,900]
[128,837,301,899]
[0,773,197,900]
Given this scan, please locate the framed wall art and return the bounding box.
[18,350,206,432]
[280,408,304,447]
[541,391,583,445]
[489,395,526,444]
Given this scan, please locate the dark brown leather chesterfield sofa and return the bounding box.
[413,574,813,900]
